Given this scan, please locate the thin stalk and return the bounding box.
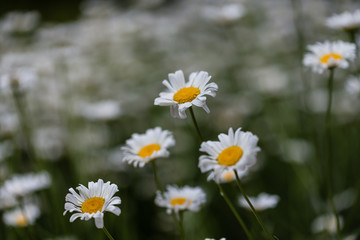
[151,161,164,193]
[188,107,203,141]
[234,170,275,240]
[102,226,115,240]
[217,183,253,240]
[324,68,341,239]
[178,212,186,240]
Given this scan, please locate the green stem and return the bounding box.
[151,161,164,193]
[217,183,253,240]
[325,68,341,239]
[234,170,275,240]
[102,226,115,240]
[178,211,186,240]
[188,107,203,141]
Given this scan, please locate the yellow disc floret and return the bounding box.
[81,197,105,214]
[320,53,342,64]
[138,144,161,158]
[15,214,27,227]
[170,197,187,206]
[173,87,200,104]
[218,146,243,166]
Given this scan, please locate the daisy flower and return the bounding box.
[3,203,41,227]
[63,179,121,229]
[345,76,360,96]
[326,10,360,31]
[239,193,280,211]
[205,238,227,240]
[155,185,206,214]
[199,128,260,182]
[154,70,218,119]
[303,41,356,74]
[121,127,175,167]
[2,171,51,197]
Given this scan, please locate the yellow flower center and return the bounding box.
[170,197,188,206]
[81,197,105,214]
[15,214,27,227]
[138,143,161,158]
[218,146,243,166]
[173,87,200,104]
[222,171,235,181]
[320,53,342,64]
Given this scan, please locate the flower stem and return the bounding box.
[234,170,275,240]
[151,161,164,193]
[217,183,253,240]
[188,107,203,141]
[102,226,116,240]
[325,68,341,239]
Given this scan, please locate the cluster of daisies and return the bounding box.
[63,69,280,239]
[0,171,51,227]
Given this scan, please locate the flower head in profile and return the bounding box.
[199,128,260,182]
[239,193,280,211]
[3,203,40,227]
[2,171,51,197]
[63,179,121,229]
[155,185,206,214]
[303,41,356,74]
[121,127,175,167]
[326,10,360,31]
[154,70,218,119]
[205,238,227,240]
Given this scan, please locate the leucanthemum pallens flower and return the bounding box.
[199,128,260,182]
[3,203,41,227]
[154,70,218,119]
[63,179,121,229]
[155,185,206,214]
[303,41,356,74]
[326,10,360,31]
[121,127,175,167]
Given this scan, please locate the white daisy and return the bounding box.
[154,70,218,119]
[121,127,175,167]
[155,185,206,214]
[3,203,40,227]
[345,76,360,96]
[326,10,360,31]
[198,128,260,182]
[239,193,280,211]
[2,171,51,197]
[311,214,344,234]
[63,179,121,229]
[303,41,356,74]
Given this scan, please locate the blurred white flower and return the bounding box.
[201,3,245,25]
[326,10,360,31]
[63,179,121,229]
[205,238,226,240]
[1,11,40,34]
[154,70,218,119]
[281,139,313,164]
[345,76,360,96]
[78,100,121,121]
[303,41,356,74]
[121,127,175,168]
[0,67,38,93]
[0,187,18,209]
[155,185,206,214]
[199,128,260,182]
[2,203,41,227]
[0,112,18,135]
[311,214,344,234]
[34,126,65,161]
[2,171,51,197]
[239,193,280,211]
[334,189,357,211]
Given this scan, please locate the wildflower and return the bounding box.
[0,67,38,93]
[311,214,344,234]
[345,76,360,96]
[3,203,40,227]
[1,11,40,34]
[2,171,51,197]
[155,185,206,214]
[303,41,356,74]
[154,70,218,119]
[326,10,360,31]
[239,193,280,211]
[63,179,121,229]
[199,128,260,182]
[121,127,175,167]
[205,238,227,240]
[78,100,121,121]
